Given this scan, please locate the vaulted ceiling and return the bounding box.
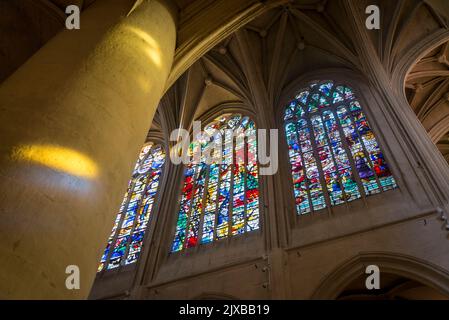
[406,41,449,135]
[1,0,449,162]
[157,0,449,160]
[361,0,448,73]
[406,40,449,162]
[159,0,360,134]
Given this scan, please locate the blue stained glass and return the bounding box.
[286,121,311,214]
[98,144,165,272]
[296,91,309,104]
[284,81,397,216]
[171,113,260,251]
[308,94,319,113]
[246,123,259,232]
[319,82,333,96]
[284,105,294,121]
[318,95,330,108]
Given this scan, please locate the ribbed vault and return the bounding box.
[405,40,449,163]
[156,0,449,145]
[2,0,449,163]
[157,0,362,137]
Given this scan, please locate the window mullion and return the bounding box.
[293,120,314,214]
[197,164,210,245]
[349,113,384,192]
[319,113,349,206]
[213,166,222,241]
[122,170,155,266]
[332,108,367,198]
[213,133,225,240]
[243,135,248,232]
[307,115,333,212]
[228,136,236,239]
[182,163,199,250]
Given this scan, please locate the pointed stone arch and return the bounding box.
[311,251,449,299]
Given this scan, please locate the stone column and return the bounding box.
[0,0,177,299]
[344,1,449,211]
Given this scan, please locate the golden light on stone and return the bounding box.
[124,25,162,68]
[13,144,98,179]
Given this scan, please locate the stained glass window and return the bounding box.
[284,81,397,215]
[171,113,260,252]
[97,143,165,272]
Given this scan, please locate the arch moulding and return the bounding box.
[311,252,449,300]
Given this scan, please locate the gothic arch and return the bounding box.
[96,142,167,274]
[276,69,386,160]
[428,115,449,144]
[276,68,370,124]
[193,107,268,246]
[393,31,449,103]
[275,69,406,223]
[397,32,449,164]
[169,111,264,253]
[187,102,258,133]
[311,252,449,299]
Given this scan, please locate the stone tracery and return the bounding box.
[1,0,449,300]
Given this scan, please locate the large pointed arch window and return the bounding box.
[98,143,165,272]
[284,81,397,215]
[171,113,260,252]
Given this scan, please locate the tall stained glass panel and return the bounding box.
[171,113,260,252]
[284,81,397,215]
[97,143,165,272]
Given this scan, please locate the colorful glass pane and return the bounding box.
[97,144,165,272]
[284,81,397,215]
[171,114,260,252]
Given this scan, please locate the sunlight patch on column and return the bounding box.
[124,25,162,68]
[13,144,98,179]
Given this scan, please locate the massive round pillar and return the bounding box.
[0,0,177,299]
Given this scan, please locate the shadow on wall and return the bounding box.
[0,0,65,83]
